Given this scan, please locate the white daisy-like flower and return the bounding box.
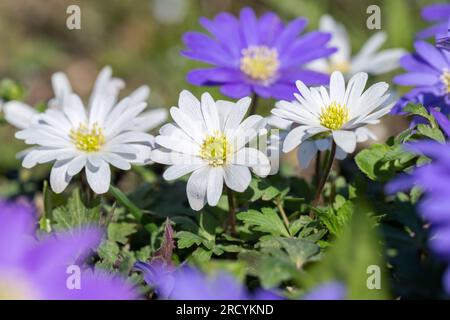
[151,90,271,211]
[3,66,167,132]
[15,90,155,194]
[271,71,393,167]
[307,15,405,77]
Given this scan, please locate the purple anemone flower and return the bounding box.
[392,41,450,114]
[0,199,139,300]
[386,109,450,294]
[302,282,346,300]
[418,3,450,39]
[436,18,450,51]
[182,7,335,100]
[135,263,282,300]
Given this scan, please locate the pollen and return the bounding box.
[70,122,105,152]
[319,102,349,130]
[240,46,280,84]
[200,132,230,167]
[441,69,450,93]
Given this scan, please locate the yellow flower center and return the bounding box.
[319,102,349,130]
[240,46,279,84]
[70,122,105,152]
[329,60,350,73]
[0,275,37,300]
[200,133,230,167]
[441,69,450,93]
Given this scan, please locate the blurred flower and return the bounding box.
[386,108,450,295]
[16,90,154,194]
[271,71,392,167]
[3,66,166,132]
[135,264,280,300]
[0,199,138,299]
[392,41,450,115]
[307,15,404,78]
[182,7,334,100]
[417,3,450,39]
[303,282,346,300]
[436,18,450,51]
[151,90,270,210]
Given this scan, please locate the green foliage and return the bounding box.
[237,207,290,237]
[51,189,101,231]
[314,195,353,236]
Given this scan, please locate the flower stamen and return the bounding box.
[441,69,450,93]
[70,123,105,152]
[240,46,279,85]
[319,102,349,130]
[200,132,230,167]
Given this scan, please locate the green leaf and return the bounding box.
[51,189,100,230]
[299,204,390,299]
[109,185,143,221]
[176,231,204,249]
[355,144,390,180]
[315,196,353,236]
[237,207,290,237]
[416,124,445,142]
[107,222,137,245]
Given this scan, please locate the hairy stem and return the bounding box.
[226,187,237,235]
[276,196,291,235]
[309,141,336,218]
[248,93,259,115]
[314,150,322,189]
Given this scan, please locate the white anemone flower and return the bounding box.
[15,92,154,194]
[3,66,167,132]
[271,71,393,167]
[151,90,271,211]
[307,15,405,77]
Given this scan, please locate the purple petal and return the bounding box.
[417,22,448,39]
[0,200,36,267]
[239,7,259,46]
[24,227,103,284]
[257,12,283,46]
[220,83,252,98]
[399,53,438,74]
[199,13,243,58]
[385,174,416,194]
[421,4,450,22]
[303,282,346,300]
[269,83,297,100]
[275,18,308,53]
[280,31,333,66]
[279,69,329,86]
[443,267,450,295]
[414,41,448,71]
[428,225,450,257]
[430,108,450,137]
[186,68,243,86]
[393,72,440,86]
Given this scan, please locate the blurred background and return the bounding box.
[0,0,439,194]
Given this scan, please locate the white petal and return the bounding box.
[355,127,377,142]
[51,72,72,108]
[67,155,87,176]
[163,163,206,180]
[345,72,368,118]
[151,149,204,166]
[223,97,251,131]
[133,108,167,132]
[101,153,131,170]
[170,106,204,144]
[178,90,202,122]
[63,94,87,128]
[283,126,313,153]
[223,165,251,192]
[201,92,220,134]
[207,167,224,206]
[233,148,271,177]
[129,85,150,104]
[50,159,73,193]
[329,71,346,104]
[297,140,317,168]
[85,159,111,194]
[186,167,209,211]
[332,130,356,153]
[3,101,38,129]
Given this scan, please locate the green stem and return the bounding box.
[309,141,336,218]
[314,150,321,189]
[248,93,259,115]
[226,187,237,235]
[276,196,290,234]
